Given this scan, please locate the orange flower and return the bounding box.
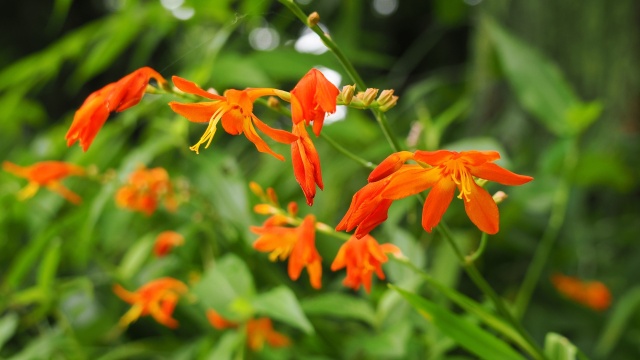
[331,235,400,293]
[290,68,340,136]
[246,318,291,351]
[251,214,322,289]
[66,67,167,151]
[3,161,85,204]
[153,231,185,257]
[206,309,238,330]
[113,277,188,328]
[337,150,533,237]
[168,76,298,160]
[551,273,612,311]
[291,122,323,206]
[115,166,178,216]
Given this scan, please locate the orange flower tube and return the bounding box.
[66,67,167,151]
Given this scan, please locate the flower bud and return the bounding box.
[377,89,399,112]
[254,203,277,215]
[287,201,298,217]
[308,12,320,27]
[356,88,379,106]
[267,96,280,109]
[249,181,264,198]
[337,84,356,105]
[492,191,508,204]
[266,187,278,205]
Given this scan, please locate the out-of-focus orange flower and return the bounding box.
[551,273,612,311]
[291,122,323,206]
[331,235,400,293]
[113,277,188,328]
[251,214,322,289]
[153,231,185,257]
[66,67,167,151]
[246,318,291,351]
[290,68,340,136]
[3,161,85,204]
[168,76,297,160]
[115,166,178,216]
[337,150,533,237]
[206,309,238,330]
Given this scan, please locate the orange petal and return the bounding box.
[469,162,533,186]
[171,76,224,100]
[380,165,437,199]
[421,179,456,232]
[242,118,285,161]
[368,151,415,182]
[252,115,298,144]
[413,150,455,165]
[462,181,500,234]
[169,101,221,123]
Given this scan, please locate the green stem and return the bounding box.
[514,138,579,319]
[437,222,546,360]
[466,232,489,263]
[319,132,376,170]
[278,0,402,152]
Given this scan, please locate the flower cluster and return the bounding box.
[206,310,291,351]
[250,183,400,293]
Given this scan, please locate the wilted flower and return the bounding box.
[3,161,85,204]
[291,122,323,206]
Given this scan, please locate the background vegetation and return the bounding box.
[0,0,638,358]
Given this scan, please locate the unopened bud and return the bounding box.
[338,84,356,104]
[377,89,399,112]
[254,203,277,215]
[356,88,379,106]
[267,96,280,109]
[249,181,264,198]
[266,187,278,205]
[287,201,298,217]
[308,12,320,27]
[492,191,508,204]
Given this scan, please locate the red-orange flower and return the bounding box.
[3,161,85,204]
[206,309,239,330]
[337,150,533,237]
[115,166,178,216]
[290,68,340,136]
[153,231,185,257]
[66,67,167,151]
[113,277,189,328]
[168,76,297,160]
[251,214,322,289]
[291,122,323,206]
[246,318,291,351]
[331,235,401,293]
[551,273,612,311]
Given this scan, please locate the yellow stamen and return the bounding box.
[189,106,226,154]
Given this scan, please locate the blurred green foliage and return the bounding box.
[0,0,639,359]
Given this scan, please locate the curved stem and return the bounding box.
[514,137,579,319]
[466,232,489,263]
[319,132,376,170]
[437,222,546,360]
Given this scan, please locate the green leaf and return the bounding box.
[484,17,597,136]
[391,285,526,360]
[301,293,377,326]
[205,331,244,360]
[252,286,314,334]
[595,286,640,358]
[192,254,256,318]
[0,312,19,351]
[37,238,61,290]
[544,333,578,360]
[117,234,154,280]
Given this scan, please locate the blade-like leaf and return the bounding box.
[252,286,314,334]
